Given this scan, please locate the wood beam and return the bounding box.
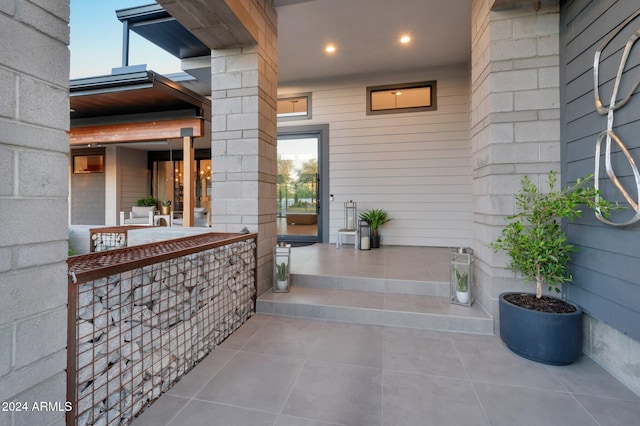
[182,129,195,227]
[69,118,204,145]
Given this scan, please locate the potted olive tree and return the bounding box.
[490,171,613,365]
[359,209,391,248]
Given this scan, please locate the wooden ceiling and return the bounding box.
[70,70,211,121]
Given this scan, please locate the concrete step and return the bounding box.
[256,285,493,334]
[291,272,450,297]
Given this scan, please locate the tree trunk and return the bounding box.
[536,280,543,299]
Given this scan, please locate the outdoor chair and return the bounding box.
[119,206,156,226]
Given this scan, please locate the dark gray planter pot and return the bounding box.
[499,292,583,366]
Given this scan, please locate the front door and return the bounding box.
[277,132,322,242]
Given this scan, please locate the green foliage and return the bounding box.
[161,200,172,207]
[490,172,614,298]
[137,196,158,207]
[359,209,391,235]
[455,269,468,292]
[276,262,289,281]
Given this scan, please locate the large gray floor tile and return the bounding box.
[474,382,598,426]
[275,415,342,426]
[282,360,382,426]
[454,336,566,390]
[383,370,488,426]
[546,356,640,400]
[309,326,383,368]
[574,394,640,426]
[240,320,322,358]
[130,394,188,426]
[167,400,277,426]
[218,315,269,350]
[166,348,236,398]
[384,333,467,379]
[196,351,304,413]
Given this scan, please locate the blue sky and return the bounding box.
[70,0,180,79]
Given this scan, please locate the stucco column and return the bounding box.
[210,2,278,296]
[470,0,561,330]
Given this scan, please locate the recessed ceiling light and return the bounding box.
[325,44,336,53]
[400,35,411,44]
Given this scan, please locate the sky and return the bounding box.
[70,0,180,79]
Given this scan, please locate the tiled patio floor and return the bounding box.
[132,313,640,426]
[131,244,639,425]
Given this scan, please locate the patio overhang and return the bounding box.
[69,69,210,145]
[115,3,211,59]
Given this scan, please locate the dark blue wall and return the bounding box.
[560,0,640,341]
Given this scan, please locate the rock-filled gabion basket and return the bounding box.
[67,233,257,426]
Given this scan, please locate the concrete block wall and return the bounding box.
[211,0,278,296]
[470,0,561,329]
[0,1,70,425]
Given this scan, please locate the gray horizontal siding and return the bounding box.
[561,0,640,341]
[280,66,472,247]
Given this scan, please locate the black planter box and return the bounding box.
[499,292,583,365]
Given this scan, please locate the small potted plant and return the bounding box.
[490,171,613,365]
[276,262,289,291]
[160,200,172,215]
[455,268,469,304]
[359,209,391,248]
[137,196,158,208]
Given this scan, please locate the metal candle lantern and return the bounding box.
[359,220,371,250]
[344,200,357,230]
[273,242,291,293]
[450,247,474,306]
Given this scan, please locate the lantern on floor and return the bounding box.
[450,247,474,306]
[359,220,371,250]
[273,242,292,293]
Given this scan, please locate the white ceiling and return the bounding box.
[275,0,472,84]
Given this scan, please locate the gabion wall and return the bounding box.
[68,237,256,425]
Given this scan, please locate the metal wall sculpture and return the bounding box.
[593,8,640,227]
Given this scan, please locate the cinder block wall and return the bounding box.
[0,1,70,424]
[470,0,561,328]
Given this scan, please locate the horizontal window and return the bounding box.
[367,81,436,115]
[277,93,312,121]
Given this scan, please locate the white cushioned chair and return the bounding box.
[119,206,156,226]
[171,207,211,227]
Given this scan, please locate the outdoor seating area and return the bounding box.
[118,207,212,228]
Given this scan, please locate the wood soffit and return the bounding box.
[157,0,257,49]
[70,71,211,121]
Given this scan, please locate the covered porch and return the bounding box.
[130,243,640,426]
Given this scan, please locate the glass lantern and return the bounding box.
[450,247,474,306]
[273,243,292,293]
[344,201,357,230]
[359,220,371,250]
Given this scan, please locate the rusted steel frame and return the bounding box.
[68,233,257,284]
